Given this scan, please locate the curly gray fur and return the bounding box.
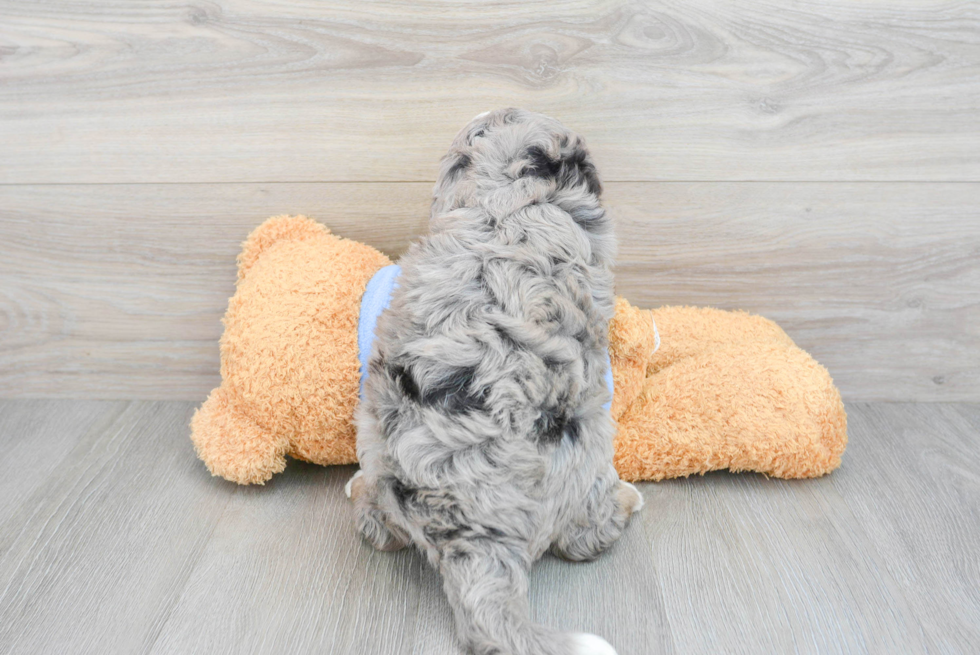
[351,108,643,655]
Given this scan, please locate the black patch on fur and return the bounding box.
[422,366,486,413]
[389,363,421,402]
[565,417,581,443]
[388,480,494,547]
[561,147,602,197]
[447,154,470,179]
[424,525,465,543]
[428,522,504,544]
[525,146,562,179]
[522,145,602,197]
[534,400,580,445]
[389,476,416,511]
[535,408,566,444]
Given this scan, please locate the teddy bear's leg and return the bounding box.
[614,336,848,481]
[551,470,644,562]
[190,388,290,485]
[347,471,409,552]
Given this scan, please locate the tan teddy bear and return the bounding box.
[191,215,846,485]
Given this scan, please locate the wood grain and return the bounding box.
[0,400,126,529]
[1,1,978,183]
[642,476,929,654]
[831,403,980,652]
[151,465,673,654]
[610,182,980,402]
[1,400,978,653]
[528,522,675,655]
[0,182,430,400]
[640,401,980,655]
[147,462,428,655]
[0,401,230,654]
[1,181,977,401]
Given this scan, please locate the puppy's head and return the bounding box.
[431,108,603,221]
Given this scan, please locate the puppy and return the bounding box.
[349,108,643,655]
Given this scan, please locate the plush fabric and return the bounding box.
[610,305,847,481]
[191,215,847,484]
[190,216,390,484]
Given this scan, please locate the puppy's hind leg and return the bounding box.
[439,538,618,655]
[346,471,409,552]
[551,472,644,562]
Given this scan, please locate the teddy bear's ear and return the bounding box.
[236,215,331,281]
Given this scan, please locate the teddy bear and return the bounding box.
[190,215,846,485]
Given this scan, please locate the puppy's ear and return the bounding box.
[561,146,602,197]
[523,145,602,197]
[445,153,471,180]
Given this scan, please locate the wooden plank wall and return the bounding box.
[1,1,978,401]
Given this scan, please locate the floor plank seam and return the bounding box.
[139,491,235,655]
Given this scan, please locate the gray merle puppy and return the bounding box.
[347,108,643,655]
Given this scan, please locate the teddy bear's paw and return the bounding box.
[190,390,289,485]
[569,633,618,655]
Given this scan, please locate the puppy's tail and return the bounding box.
[439,540,618,655]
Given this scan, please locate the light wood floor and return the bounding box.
[0,400,977,655]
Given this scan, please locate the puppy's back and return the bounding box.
[358,109,620,655]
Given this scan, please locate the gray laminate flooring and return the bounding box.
[0,401,977,655]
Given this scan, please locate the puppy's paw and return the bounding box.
[344,470,363,500]
[616,481,644,515]
[569,633,618,655]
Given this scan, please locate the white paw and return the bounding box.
[570,633,618,655]
[622,481,645,513]
[344,470,363,499]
